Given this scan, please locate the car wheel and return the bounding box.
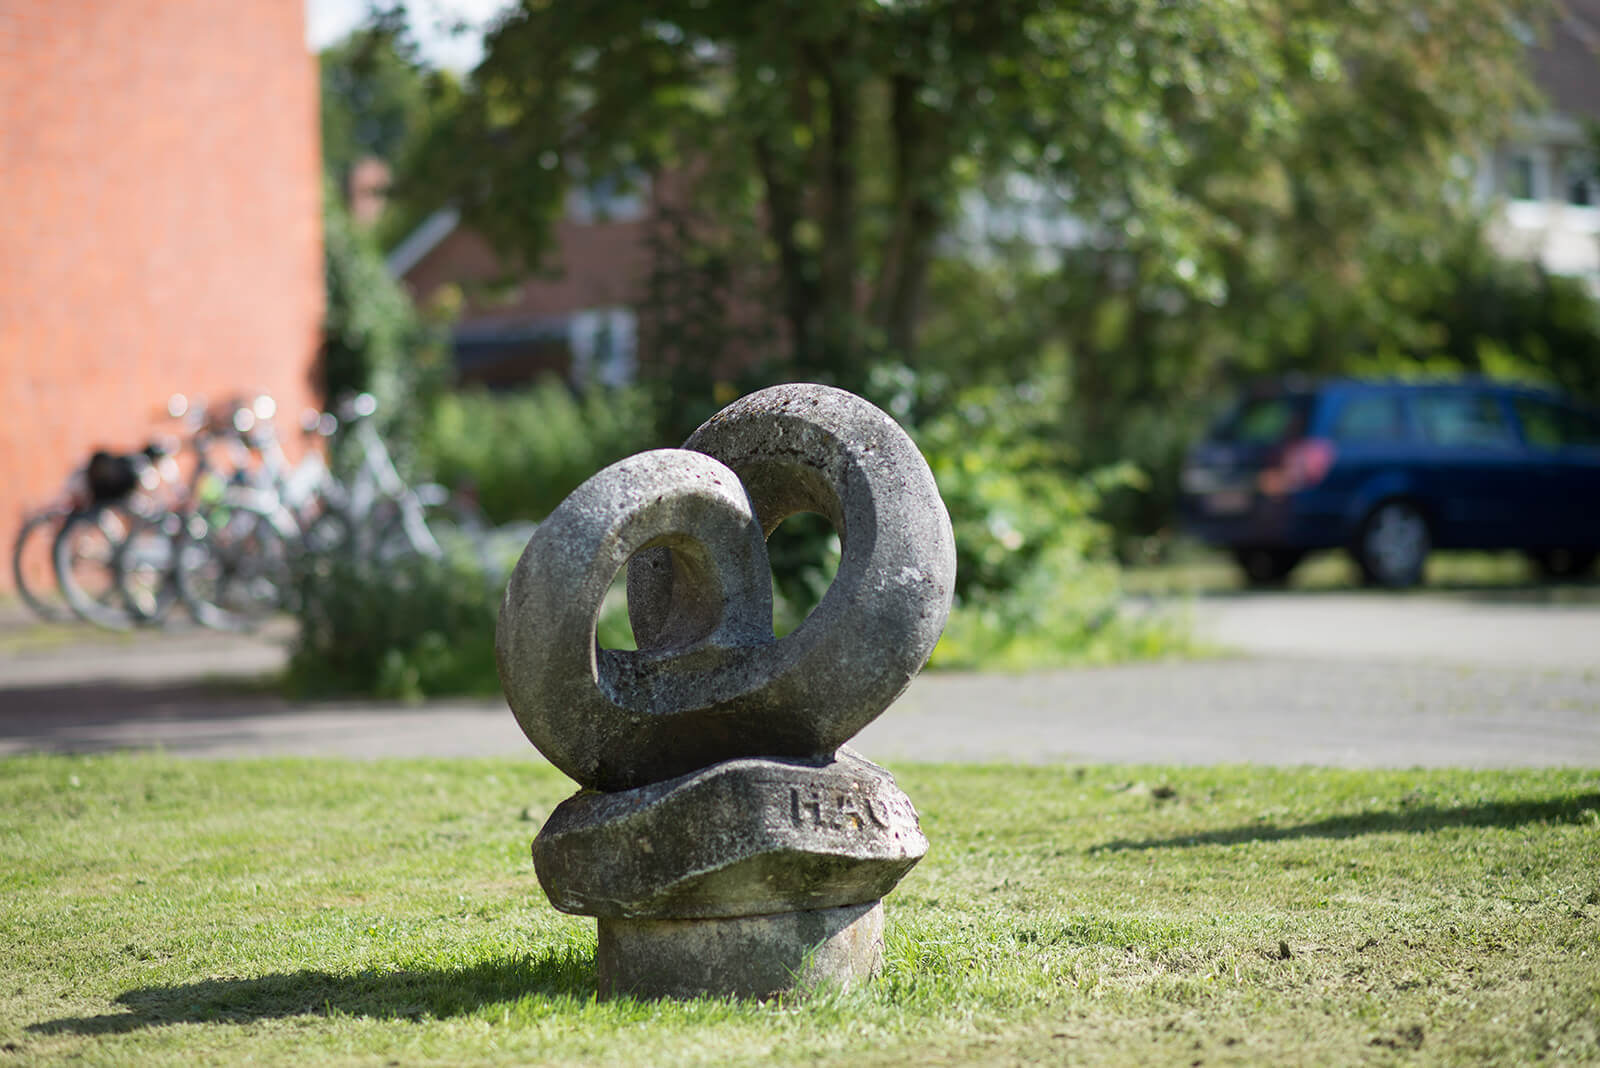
[1232,548,1305,587]
[1529,548,1598,581]
[1353,500,1430,589]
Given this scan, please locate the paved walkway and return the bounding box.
[2,592,1597,767]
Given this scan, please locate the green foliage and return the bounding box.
[1378,237,1600,405]
[285,529,645,700]
[287,365,1186,697]
[866,366,1187,668]
[422,0,1541,387]
[637,205,789,444]
[418,381,664,524]
[319,9,433,182]
[285,548,503,701]
[419,0,1542,391]
[408,0,1553,557]
[318,8,466,251]
[289,378,667,699]
[321,180,446,466]
[914,207,1600,554]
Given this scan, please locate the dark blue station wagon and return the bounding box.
[1179,380,1600,587]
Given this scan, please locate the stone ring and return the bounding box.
[496,384,956,792]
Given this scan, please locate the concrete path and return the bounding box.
[1,592,1596,767]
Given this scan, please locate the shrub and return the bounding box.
[285,533,638,701]
[285,547,503,701]
[321,181,447,467]
[870,366,1189,668]
[418,381,662,523]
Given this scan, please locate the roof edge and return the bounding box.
[385,207,461,279]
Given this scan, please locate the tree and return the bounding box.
[320,7,421,180]
[321,176,445,464]
[909,2,1552,543]
[321,12,464,250]
[415,0,1544,397]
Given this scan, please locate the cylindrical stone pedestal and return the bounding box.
[597,900,885,1000]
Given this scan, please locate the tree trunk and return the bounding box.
[871,71,953,364]
[813,41,861,388]
[754,132,819,376]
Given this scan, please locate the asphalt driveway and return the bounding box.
[2,590,1596,766]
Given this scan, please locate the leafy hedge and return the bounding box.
[871,369,1185,669]
[418,381,662,524]
[285,548,503,701]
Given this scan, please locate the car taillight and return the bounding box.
[1258,438,1336,495]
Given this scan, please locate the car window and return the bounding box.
[1212,395,1313,445]
[1410,392,1518,449]
[1511,396,1600,449]
[1512,397,1564,448]
[1332,393,1408,443]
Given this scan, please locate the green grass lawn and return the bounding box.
[2,756,1597,1065]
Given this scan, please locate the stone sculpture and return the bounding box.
[497,383,956,999]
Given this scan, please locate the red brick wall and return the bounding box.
[0,0,323,591]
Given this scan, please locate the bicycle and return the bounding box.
[11,469,90,623]
[51,443,185,630]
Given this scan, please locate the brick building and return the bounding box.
[387,179,654,389]
[0,0,323,591]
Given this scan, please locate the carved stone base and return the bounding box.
[597,900,885,1000]
[535,750,925,920]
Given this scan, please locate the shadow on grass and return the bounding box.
[29,947,595,1036]
[1090,791,1600,853]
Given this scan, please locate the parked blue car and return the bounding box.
[1179,379,1600,587]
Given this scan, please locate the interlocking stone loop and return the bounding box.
[496,449,773,790]
[497,384,955,792]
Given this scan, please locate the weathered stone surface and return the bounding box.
[496,449,775,791]
[632,383,957,765]
[597,900,884,1000]
[533,748,927,919]
[497,385,955,792]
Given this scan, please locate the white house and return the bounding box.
[1482,0,1600,294]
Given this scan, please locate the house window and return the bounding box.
[1506,153,1538,201]
[567,168,650,224]
[570,307,638,386]
[1566,159,1597,207]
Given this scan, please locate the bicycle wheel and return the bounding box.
[13,510,70,622]
[52,506,138,630]
[114,513,182,626]
[174,508,291,631]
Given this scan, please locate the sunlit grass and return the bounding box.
[3,757,1597,1064]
